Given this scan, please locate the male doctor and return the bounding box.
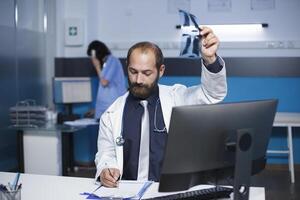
[95,27,227,187]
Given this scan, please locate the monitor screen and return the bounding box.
[53,77,92,104]
[159,99,278,192]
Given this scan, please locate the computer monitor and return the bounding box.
[53,77,92,104]
[159,99,278,199]
[53,77,92,119]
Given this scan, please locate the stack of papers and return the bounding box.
[64,118,98,127]
[10,102,48,127]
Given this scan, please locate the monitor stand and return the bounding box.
[233,128,254,200]
[57,104,80,124]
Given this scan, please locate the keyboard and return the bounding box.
[144,186,233,200]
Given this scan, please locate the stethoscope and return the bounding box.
[116,98,166,146]
[116,136,126,146]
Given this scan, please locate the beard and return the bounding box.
[128,76,159,100]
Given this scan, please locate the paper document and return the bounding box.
[94,181,152,199]
[64,118,98,127]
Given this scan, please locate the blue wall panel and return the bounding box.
[225,77,300,112]
[72,76,300,165]
[71,78,99,163]
[160,76,300,164]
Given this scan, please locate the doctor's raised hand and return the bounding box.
[200,26,220,65]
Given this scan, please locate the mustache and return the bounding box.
[130,82,148,88]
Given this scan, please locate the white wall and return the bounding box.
[56,0,87,57]
[56,0,300,57]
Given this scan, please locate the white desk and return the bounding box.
[267,112,300,183]
[8,123,86,176]
[23,130,62,176]
[0,172,265,200]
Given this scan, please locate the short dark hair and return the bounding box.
[87,40,111,64]
[126,41,164,70]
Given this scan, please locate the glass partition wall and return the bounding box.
[0,0,55,171]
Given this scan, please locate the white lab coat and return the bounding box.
[94,59,227,181]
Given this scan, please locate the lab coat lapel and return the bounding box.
[110,92,129,174]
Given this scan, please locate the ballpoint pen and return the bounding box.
[17,184,22,190]
[7,182,12,191]
[108,168,120,182]
[12,173,20,190]
[0,184,8,192]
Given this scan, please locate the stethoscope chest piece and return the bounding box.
[116,136,125,146]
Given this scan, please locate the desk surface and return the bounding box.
[0,172,265,200]
[7,122,84,133]
[274,112,300,126]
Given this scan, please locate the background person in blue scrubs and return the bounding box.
[72,41,127,167]
[86,40,127,119]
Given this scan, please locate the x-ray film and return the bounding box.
[178,9,201,58]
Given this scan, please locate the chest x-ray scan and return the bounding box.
[179,10,202,58]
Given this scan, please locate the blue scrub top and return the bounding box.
[95,55,127,119]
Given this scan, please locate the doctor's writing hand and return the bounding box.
[200,26,220,65]
[100,168,120,187]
